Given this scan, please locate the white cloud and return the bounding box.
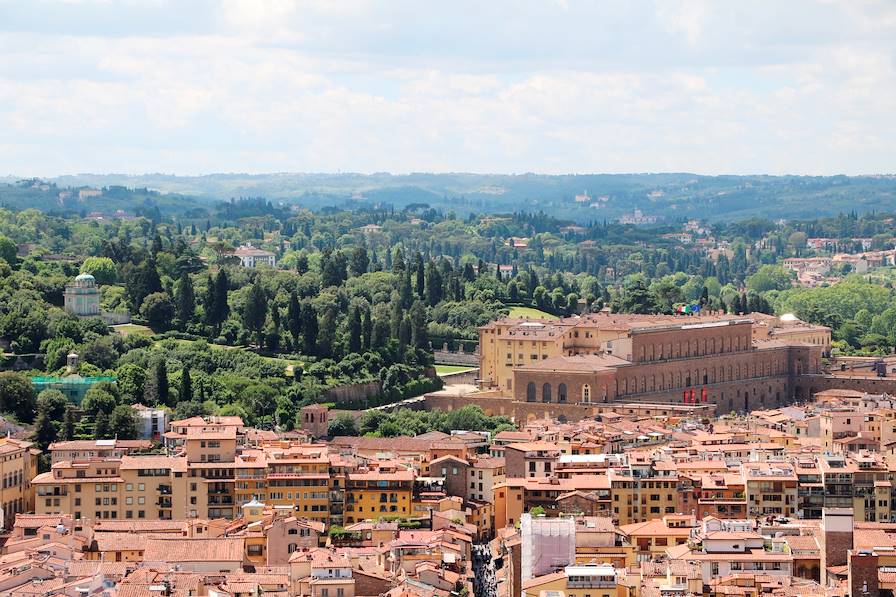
[0,1,893,176]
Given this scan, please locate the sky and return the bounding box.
[0,0,894,177]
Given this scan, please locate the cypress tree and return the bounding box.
[203,274,216,327]
[175,271,195,326]
[362,308,372,350]
[410,300,428,349]
[287,291,302,347]
[94,410,110,439]
[348,308,363,354]
[243,282,268,347]
[61,405,77,441]
[301,303,318,356]
[212,269,230,331]
[415,255,425,298]
[143,359,169,406]
[179,367,192,403]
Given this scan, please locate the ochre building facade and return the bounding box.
[479,312,830,414]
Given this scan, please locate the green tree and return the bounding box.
[93,410,110,439]
[109,405,138,439]
[44,337,76,372]
[208,269,230,333]
[60,405,77,441]
[425,261,443,306]
[175,271,196,326]
[302,303,318,355]
[0,235,16,266]
[362,308,372,350]
[80,256,117,285]
[350,246,369,277]
[179,367,192,402]
[617,279,658,314]
[140,292,176,331]
[36,389,68,422]
[317,309,336,358]
[415,255,425,298]
[327,413,359,437]
[116,363,146,404]
[371,313,390,349]
[126,258,162,310]
[745,265,792,293]
[242,282,268,347]
[348,308,363,353]
[81,387,118,417]
[359,410,386,435]
[287,291,302,347]
[409,300,428,349]
[788,231,808,255]
[33,402,58,450]
[143,358,169,406]
[0,373,36,422]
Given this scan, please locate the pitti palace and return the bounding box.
[477,311,836,414]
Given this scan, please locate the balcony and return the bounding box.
[567,580,616,589]
[38,489,67,497]
[157,498,172,508]
[208,496,234,506]
[157,485,172,495]
[208,487,230,495]
[236,472,266,480]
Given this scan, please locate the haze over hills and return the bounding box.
[2,172,895,223]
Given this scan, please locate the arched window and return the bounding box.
[526,382,536,402]
[582,384,591,403]
[542,383,552,403]
[558,383,567,403]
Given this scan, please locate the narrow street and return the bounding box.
[472,543,497,597]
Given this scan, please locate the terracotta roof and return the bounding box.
[143,537,245,562]
[517,354,631,372]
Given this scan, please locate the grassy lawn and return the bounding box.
[435,364,476,376]
[112,323,155,336]
[508,306,559,320]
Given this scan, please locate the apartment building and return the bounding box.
[264,443,330,524]
[48,439,152,464]
[504,441,560,478]
[741,461,798,518]
[0,436,38,528]
[344,469,414,525]
[469,456,505,503]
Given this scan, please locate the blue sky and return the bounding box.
[0,0,894,176]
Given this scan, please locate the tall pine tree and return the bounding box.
[179,367,192,403]
[348,308,363,354]
[287,291,302,348]
[362,308,372,350]
[301,303,318,356]
[143,359,170,406]
[175,271,195,327]
[243,282,269,347]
